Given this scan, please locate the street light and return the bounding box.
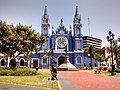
[107,31,116,75]
[65,45,67,55]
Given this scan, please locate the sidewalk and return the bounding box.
[58,71,79,90]
[0,84,48,90]
[58,71,120,90]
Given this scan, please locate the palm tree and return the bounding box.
[94,47,110,71]
[39,33,46,68]
[44,49,54,69]
[94,53,105,70]
[107,41,120,68]
[84,45,96,69]
[113,41,120,68]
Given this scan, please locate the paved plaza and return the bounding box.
[0,71,120,90]
[59,71,120,90]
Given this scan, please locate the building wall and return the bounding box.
[83,36,102,49]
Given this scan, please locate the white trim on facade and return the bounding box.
[0,58,5,61]
[53,50,83,53]
[73,50,84,53]
[18,58,25,62]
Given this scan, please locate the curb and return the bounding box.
[57,81,62,90]
[42,77,62,90]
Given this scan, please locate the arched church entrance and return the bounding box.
[58,56,66,66]
[20,59,24,66]
[33,60,38,68]
[1,59,5,66]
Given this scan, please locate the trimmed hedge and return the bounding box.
[108,68,120,73]
[0,68,38,76]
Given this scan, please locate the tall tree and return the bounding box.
[94,47,107,70]
[40,33,46,49]
[39,33,47,68]
[84,45,96,69]
[106,41,120,68]
[44,49,54,69]
[113,41,120,68]
[0,21,41,67]
[0,21,15,67]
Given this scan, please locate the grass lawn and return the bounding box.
[0,69,59,90]
[101,71,120,78]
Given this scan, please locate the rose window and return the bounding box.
[56,36,67,48]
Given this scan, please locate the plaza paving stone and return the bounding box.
[58,71,120,90]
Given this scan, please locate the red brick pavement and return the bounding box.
[59,71,120,90]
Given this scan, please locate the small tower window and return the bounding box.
[76,40,80,50]
[46,19,48,23]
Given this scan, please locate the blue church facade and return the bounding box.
[25,6,98,69]
[0,6,98,68]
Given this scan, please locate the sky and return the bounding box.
[0,0,120,47]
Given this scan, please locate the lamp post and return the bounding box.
[107,31,116,75]
[65,45,67,55]
[65,44,69,64]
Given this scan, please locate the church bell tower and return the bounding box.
[73,6,82,36]
[73,6,83,51]
[41,6,50,36]
[41,6,50,50]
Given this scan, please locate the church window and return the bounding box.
[20,59,24,66]
[1,59,5,66]
[42,57,48,65]
[76,56,82,64]
[84,63,86,67]
[56,36,67,48]
[76,40,80,50]
[33,59,38,68]
[89,62,91,67]
[94,63,97,67]
[76,29,79,34]
[46,19,48,23]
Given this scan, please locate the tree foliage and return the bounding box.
[44,49,54,69]
[0,21,45,67]
[84,45,96,69]
[94,48,106,62]
[106,41,120,68]
[113,41,120,68]
[40,33,46,48]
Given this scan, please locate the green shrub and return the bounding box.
[108,68,112,73]
[0,68,3,71]
[14,69,37,76]
[0,68,38,76]
[108,68,120,73]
